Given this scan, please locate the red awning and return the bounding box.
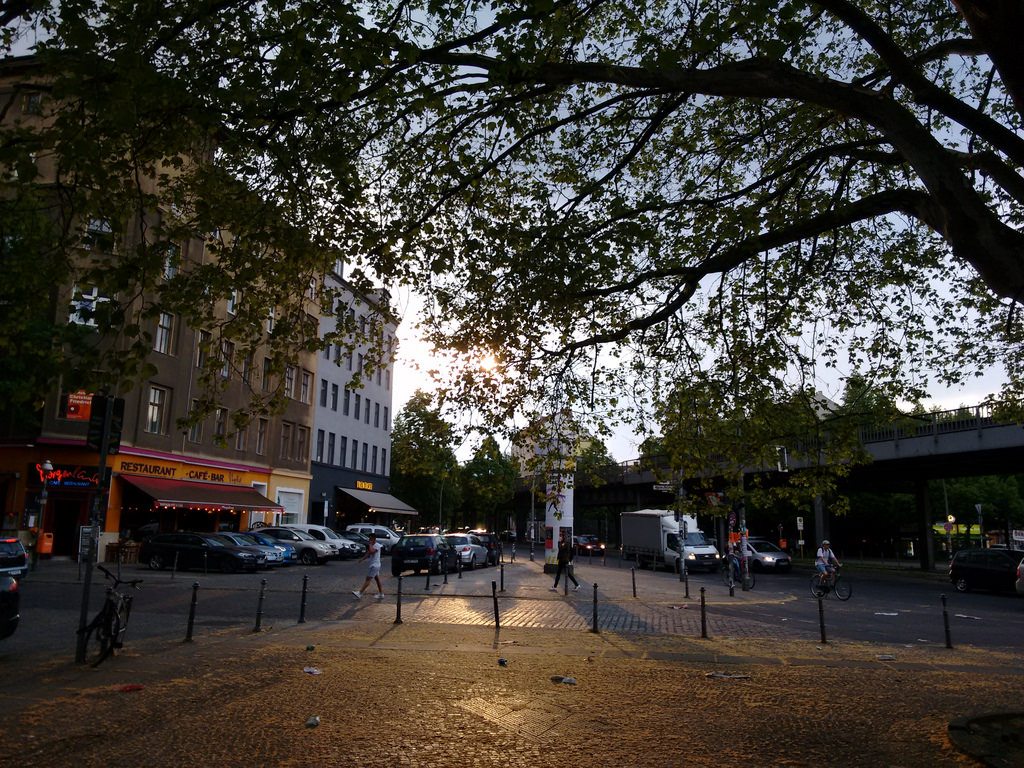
[121,475,282,512]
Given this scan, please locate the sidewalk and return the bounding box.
[2,555,1020,767]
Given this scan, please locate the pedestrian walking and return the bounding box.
[352,533,384,599]
[550,534,580,591]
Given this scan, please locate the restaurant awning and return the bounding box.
[337,487,419,516]
[121,475,283,512]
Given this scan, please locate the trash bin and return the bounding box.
[37,532,54,556]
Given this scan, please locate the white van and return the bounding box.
[282,524,361,559]
[345,524,401,553]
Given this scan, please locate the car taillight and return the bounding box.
[426,547,436,556]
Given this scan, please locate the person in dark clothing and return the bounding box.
[550,534,580,591]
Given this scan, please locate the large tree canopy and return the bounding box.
[3,1,1023,471]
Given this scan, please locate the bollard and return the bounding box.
[941,594,953,649]
[298,574,309,624]
[443,556,449,584]
[591,583,599,633]
[500,563,505,592]
[185,581,200,642]
[492,581,500,630]
[253,578,267,633]
[700,587,707,638]
[684,568,690,599]
[425,566,431,591]
[631,567,637,598]
[817,596,827,644]
[203,550,209,576]
[394,576,403,624]
[458,555,463,579]
[172,551,180,580]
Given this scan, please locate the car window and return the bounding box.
[402,536,432,546]
[752,541,784,553]
[447,536,468,545]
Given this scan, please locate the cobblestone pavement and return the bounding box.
[0,556,1021,767]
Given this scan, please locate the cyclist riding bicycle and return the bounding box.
[815,539,841,584]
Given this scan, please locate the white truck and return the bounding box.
[620,509,721,572]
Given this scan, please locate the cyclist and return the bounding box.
[815,539,841,584]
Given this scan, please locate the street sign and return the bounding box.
[653,483,674,492]
[1013,529,1024,542]
[796,516,804,531]
[944,521,953,533]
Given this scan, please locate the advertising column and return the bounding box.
[543,413,574,573]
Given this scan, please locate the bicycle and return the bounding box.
[79,564,143,666]
[809,565,851,600]
[721,554,755,590]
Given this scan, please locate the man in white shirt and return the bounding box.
[815,539,840,584]
[353,533,384,599]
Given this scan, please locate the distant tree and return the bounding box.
[459,435,516,532]
[390,390,462,530]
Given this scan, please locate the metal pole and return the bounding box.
[500,563,505,592]
[591,583,599,633]
[253,578,267,632]
[491,581,500,630]
[185,581,200,642]
[700,587,707,638]
[941,594,953,648]
[817,596,827,644]
[631,567,637,598]
[298,574,308,623]
[394,576,403,624]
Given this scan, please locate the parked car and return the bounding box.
[391,533,460,576]
[254,527,336,565]
[948,547,1024,593]
[471,530,500,565]
[744,539,792,572]
[213,532,285,567]
[574,534,604,557]
[0,576,19,640]
[345,524,401,553]
[284,524,362,559]
[139,532,266,573]
[444,532,488,569]
[242,530,299,565]
[337,530,369,556]
[1017,560,1024,596]
[0,537,28,579]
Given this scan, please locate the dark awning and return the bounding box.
[121,475,282,512]
[337,487,418,516]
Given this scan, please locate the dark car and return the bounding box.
[574,534,605,557]
[139,532,266,573]
[391,534,460,577]
[471,530,501,565]
[0,538,28,579]
[0,576,19,639]
[949,547,1024,593]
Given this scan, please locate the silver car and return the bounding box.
[745,539,792,572]
[444,533,488,569]
[216,532,286,567]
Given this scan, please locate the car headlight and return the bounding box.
[764,556,775,563]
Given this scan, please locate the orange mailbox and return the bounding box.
[37,532,54,555]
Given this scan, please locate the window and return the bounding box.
[279,422,293,459]
[372,445,378,474]
[354,394,361,420]
[284,366,296,398]
[339,436,347,467]
[155,312,175,355]
[146,385,169,434]
[365,399,371,424]
[214,407,227,438]
[221,341,234,378]
[164,242,180,280]
[308,278,317,300]
[381,448,387,475]
[22,91,42,115]
[262,357,272,391]
[350,439,358,469]
[242,352,253,385]
[226,289,239,315]
[316,430,325,462]
[385,369,391,390]
[327,433,335,464]
[69,284,110,326]
[296,426,309,462]
[300,371,311,403]
[187,399,202,443]
[196,330,211,368]
[361,442,368,472]
[384,406,389,431]
[85,218,113,251]
[319,379,328,407]
[235,424,248,451]
[374,403,380,428]
[256,419,268,455]
[331,383,338,411]
[343,389,350,416]
[266,307,275,334]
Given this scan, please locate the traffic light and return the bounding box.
[85,396,124,454]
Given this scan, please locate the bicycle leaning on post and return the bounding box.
[720,550,755,590]
[809,564,851,600]
[78,564,143,666]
